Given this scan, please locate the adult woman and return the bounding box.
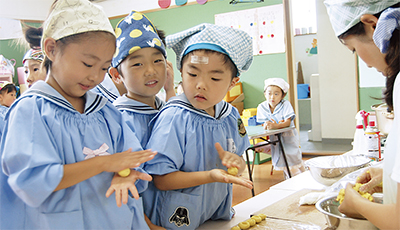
[324,0,400,228]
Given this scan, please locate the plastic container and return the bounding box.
[352,121,367,155]
[364,121,380,161]
[297,84,309,99]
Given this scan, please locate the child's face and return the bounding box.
[0,90,16,107]
[119,47,167,101]
[45,33,115,102]
[264,85,284,109]
[181,50,238,117]
[24,59,46,88]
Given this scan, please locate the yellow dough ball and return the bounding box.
[118,168,131,177]
[251,215,262,223]
[258,214,267,220]
[238,221,250,229]
[231,226,241,230]
[336,183,373,204]
[247,218,256,226]
[227,167,238,176]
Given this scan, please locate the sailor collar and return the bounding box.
[19,81,108,115]
[165,94,232,120]
[114,94,164,114]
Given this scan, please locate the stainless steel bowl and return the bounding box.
[304,155,371,186]
[316,196,378,230]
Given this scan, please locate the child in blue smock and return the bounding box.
[110,10,175,148]
[256,78,305,179]
[0,1,156,229]
[143,23,254,229]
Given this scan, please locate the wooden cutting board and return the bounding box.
[234,189,329,229]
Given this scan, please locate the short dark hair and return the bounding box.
[0,83,17,94]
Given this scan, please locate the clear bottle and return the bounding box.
[364,121,380,161]
[352,120,367,155]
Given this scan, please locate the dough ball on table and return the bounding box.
[251,215,262,223]
[227,167,238,176]
[258,214,267,220]
[238,221,250,229]
[231,226,240,230]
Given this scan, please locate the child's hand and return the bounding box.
[105,170,152,207]
[104,149,156,173]
[215,143,242,169]
[264,120,278,130]
[164,61,175,92]
[209,169,253,189]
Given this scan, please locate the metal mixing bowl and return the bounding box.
[316,196,378,230]
[304,155,371,186]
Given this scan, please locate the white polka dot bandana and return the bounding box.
[112,10,166,68]
[324,0,400,37]
[41,0,115,52]
[166,23,253,76]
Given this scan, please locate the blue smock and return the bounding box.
[256,99,302,168]
[0,81,149,229]
[113,95,164,148]
[91,75,119,103]
[143,94,250,229]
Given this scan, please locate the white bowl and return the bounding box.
[304,155,371,186]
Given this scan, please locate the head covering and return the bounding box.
[23,48,44,64]
[264,78,289,93]
[112,10,166,68]
[0,82,15,91]
[324,0,400,37]
[166,23,253,76]
[41,0,115,55]
[373,7,400,53]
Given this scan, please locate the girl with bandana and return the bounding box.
[324,0,400,228]
[22,25,46,88]
[256,78,305,179]
[143,23,253,229]
[0,0,156,229]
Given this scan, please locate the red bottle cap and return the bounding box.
[369,121,375,126]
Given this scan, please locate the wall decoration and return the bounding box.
[196,0,208,4]
[214,4,285,55]
[158,0,171,9]
[305,38,317,56]
[175,0,187,6]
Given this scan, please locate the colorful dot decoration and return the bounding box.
[158,0,208,8]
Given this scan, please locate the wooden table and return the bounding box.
[245,126,296,196]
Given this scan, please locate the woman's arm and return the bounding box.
[339,183,400,229]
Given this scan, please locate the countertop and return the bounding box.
[197,171,328,229]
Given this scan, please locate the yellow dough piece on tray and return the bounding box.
[238,221,250,229]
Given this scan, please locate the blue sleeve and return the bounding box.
[1,98,63,208]
[144,108,186,175]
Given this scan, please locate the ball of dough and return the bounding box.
[247,218,256,226]
[227,167,238,176]
[258,214,267,220]
[238,221,250,229]
[251,215,262,223]
[118,168,131,177]
[231,226,240,230]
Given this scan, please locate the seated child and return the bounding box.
[256,78,305,179]
[143,23,254,229]
[0,82,17,113]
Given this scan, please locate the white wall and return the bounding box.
[316,0,358,139]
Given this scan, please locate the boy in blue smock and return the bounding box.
[0,1,156,229]
[143,23,254,229]
[256,78,305,179]
[109,10,175,148]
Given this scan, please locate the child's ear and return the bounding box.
[108,67,123,84]
[43,38,57,61]
[228,77,239,91]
